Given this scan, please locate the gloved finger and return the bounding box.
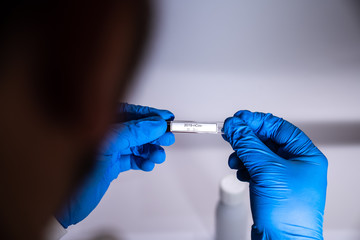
[131,144,166,164]
[151,132,175,146]
[105,116,168,152]
[118,103,175,121]
[234,110,319,157]
[221,133,229,142]
[228,152,243,169]
[148,145,166,164]
[223,117,277,166]
[228,152,251,182]
[237,168,251,182]
[131,155,155,171]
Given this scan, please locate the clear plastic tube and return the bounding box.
[167,121,224,134]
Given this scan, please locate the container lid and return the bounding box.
[219,174,247,206]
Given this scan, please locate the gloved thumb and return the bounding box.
[223,117,278,169]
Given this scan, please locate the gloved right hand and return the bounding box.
[223,110,328,240]
[56,103,175,228]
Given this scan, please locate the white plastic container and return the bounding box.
[215,174,249,240]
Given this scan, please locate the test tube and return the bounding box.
[167,121,224,134]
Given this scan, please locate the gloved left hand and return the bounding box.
[56,103,175,228]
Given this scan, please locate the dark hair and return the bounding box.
[0,0,151,123]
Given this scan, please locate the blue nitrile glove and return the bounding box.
[223,110,327,240]
[56,103,175,228]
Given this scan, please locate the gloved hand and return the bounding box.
[56,103,175,228]
[223,110,327,240]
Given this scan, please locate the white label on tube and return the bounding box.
[170,122,217,133]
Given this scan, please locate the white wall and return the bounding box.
[142,0,360,74]
[64,1,360,239]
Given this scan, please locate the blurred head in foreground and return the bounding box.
[0,1,150,239]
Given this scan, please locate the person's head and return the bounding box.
[0,1,150,238]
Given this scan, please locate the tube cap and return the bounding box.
[219,174,247,206]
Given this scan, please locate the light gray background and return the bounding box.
[63,1,360,239]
